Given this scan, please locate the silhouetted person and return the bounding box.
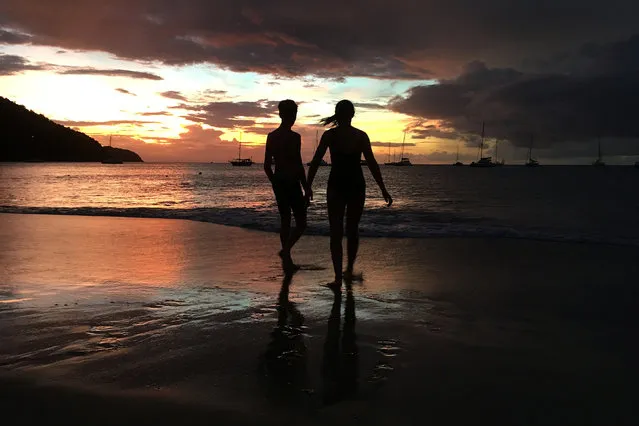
[308,100,392,288]
[264,100,311,272]
[322,283,358,404]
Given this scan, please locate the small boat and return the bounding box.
[386,132,413,166]
[101,135,123,164]
[391,157,412,166]
[469,157,497,167]
[525,135,540,167]
[592,137,605,167]
[230,158,254,167]
[453,144,463,166]
[230,133,253,167]
[469,122,496,168]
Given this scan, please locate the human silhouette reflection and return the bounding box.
[322,284,359,404]
[261,273,308,400]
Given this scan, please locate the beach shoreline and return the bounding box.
[1,213,638,425]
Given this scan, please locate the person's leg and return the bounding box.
[274,184,292,259]
[284,185,307,256]
[327,189,346,285]
[345,190,365,279]
[277,203,292,251]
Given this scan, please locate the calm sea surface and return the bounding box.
[1,163,638,246]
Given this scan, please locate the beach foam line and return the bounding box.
[2,205,638,247]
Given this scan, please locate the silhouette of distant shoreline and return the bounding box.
[0,97,143,163]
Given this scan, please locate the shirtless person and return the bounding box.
[264,100,311,271]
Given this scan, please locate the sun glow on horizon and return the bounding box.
[0,44,463,163]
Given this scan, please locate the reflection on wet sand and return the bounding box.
[322,285,358,405]
[260,273,309,402]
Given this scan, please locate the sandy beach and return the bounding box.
[1,213,638,425]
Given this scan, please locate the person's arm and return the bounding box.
[263,134,274,183]
[307,131,330,189]
[295,135,311,200]
[362,132,393,206]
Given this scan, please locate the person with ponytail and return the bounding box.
[307,100,392,290]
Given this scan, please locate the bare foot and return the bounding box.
[322,280,342,293]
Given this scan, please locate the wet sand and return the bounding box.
[1,213,638,425]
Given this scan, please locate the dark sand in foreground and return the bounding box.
[1,213,638,425]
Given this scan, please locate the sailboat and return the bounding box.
[386,131,412,166]
[230,133,253,166]
[525,134,540,167]
[101,135,123,164]
[307,130,329,166]
[384,142,394,165]
[592,137,605,167]
[469,122,496,167]
[453,143,463,166]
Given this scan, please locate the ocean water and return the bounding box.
[1,162,638,246]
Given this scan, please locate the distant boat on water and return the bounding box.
[453,144,463,166]
[230,133,253,167]
[592,137,605,167]
[307,130,329,166]
[526,158,540,167]
[101,136,123,164]
[469,122,497,168]
[386,132,412,166]
[525,134,540,167]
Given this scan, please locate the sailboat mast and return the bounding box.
[529,134,533,161]
[109,135,112,148]
[238,132,242,159]
[598,136,602,161]
[456,143,460,162]
[401,131,406,158]
[388,141,391,163]
[479,122,485,159]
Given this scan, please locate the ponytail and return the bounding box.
[320,100,355,127]
[320,114,339,127]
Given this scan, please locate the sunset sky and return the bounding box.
[1,1,638,164]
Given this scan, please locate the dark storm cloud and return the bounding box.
[0,54,43,75]
[2,0,639,79]
[0,28,31,44]
[391,35,639,152]
[160,91,188,101]
[181,100,279,129]
[60,68,163,80]
[116,88,136,96]
[354,102,386,110]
